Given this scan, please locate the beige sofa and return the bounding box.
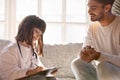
[0,39,83,80]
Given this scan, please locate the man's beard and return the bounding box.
[90,14,104,21]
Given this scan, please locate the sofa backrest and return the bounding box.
[41,43,83,78]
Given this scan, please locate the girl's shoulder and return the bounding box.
[1,41,19,54]
[6,42,18,49]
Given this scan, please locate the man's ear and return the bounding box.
[104,4,112,13]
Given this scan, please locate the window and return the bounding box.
[0,0,5,39]
[16,0,38,34]
[16,0,38,21]
[66,0,87,23]
[41,0,62,22]
[0,0,88,45]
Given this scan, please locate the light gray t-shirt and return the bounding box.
[83,16,120,67]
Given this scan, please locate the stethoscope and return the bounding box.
[17,41,38,59]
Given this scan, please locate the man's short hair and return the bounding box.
[95,0,115,6]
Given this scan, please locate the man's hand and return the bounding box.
[80,46,100,63]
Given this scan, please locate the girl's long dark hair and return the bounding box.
[15,15,46,57]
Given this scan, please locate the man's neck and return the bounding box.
[99,14,116,26]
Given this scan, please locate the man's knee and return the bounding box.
[71,58,82,69]
[97,61,112,71]
[97,62,120,80]
[97,62,116,78]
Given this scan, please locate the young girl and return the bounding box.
[0,15,57,80]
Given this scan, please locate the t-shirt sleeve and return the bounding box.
[83,24,94,47]
[98,52,120,67]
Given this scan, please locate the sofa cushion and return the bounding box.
[41,43,83,78]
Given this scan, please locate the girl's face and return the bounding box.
[33,27,42,42]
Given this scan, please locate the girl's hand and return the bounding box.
[26,66,44,76]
